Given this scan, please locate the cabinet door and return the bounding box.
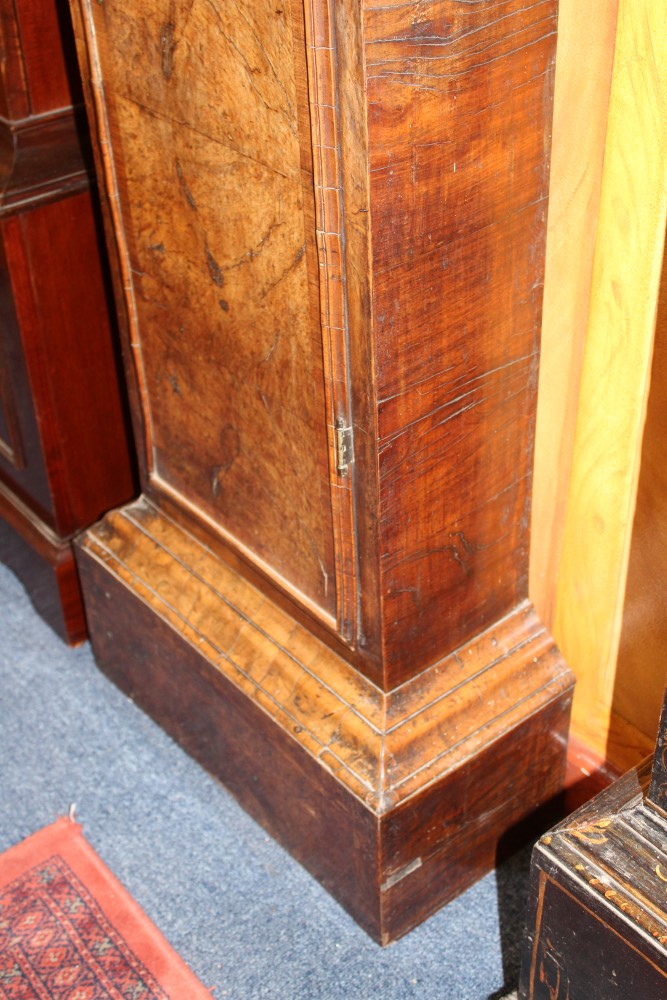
[78,0,356,628]
[0,234,55,523]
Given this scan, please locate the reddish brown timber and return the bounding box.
[71,0,573,935]
[0,479,86,644]
[71,0,562,681]
[77,500,572,942]
[0,0,136,641]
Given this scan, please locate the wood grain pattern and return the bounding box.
[530,0,620,627]
[74,0,561,686]
[2,195,134,537]
[301,0,359,640]
[0,226,54,521]
[364,0,558,684]
[7,0,78,115]
[77,498,573,942]
[554,0,667,766]
[613,244,667,743]
[0,0,136,642]
[520,759,667,998]
[72,0,573,935]
[76,0,337,620]
[81,498,573,810]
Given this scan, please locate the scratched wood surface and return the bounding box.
[521,757,667,998]
[72,0,574,936]
[77,497,573,941]
[364,0,558,683]
[73,0,559,685]
[75,0,337,620]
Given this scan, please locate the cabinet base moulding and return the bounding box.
[0,484,86,645]
[76,497,574,943]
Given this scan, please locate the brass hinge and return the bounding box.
[335,418,353,476]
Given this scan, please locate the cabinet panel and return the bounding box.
[87,0,337,619]
[12,0,77,114]
[0,0,136,641]
[364,0,557,677]
[0,234,54,522]
[614,236,667,741]
[552,0,667,769]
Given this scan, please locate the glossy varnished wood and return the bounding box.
[0,481,86,643]
[613,244,667,744]
[364,1,558,683]
[553,0,667,768]
[74,0,338,621]
[0,0,135,641]
[0,0,75,118]
[77,499,572,942]
[71,0,574,937]
[73,0,561,685]
[531,0,620,626]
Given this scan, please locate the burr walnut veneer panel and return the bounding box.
[80,0,337,621]
[73,0,573,939]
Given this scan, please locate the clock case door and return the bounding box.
[71,0,361,654]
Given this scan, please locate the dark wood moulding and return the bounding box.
[520,752,667,996]
[521,649,667,995]
[71,0,574,939]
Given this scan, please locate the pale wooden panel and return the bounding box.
[554,0,667,766]
[613,242,667,741]
[530,0,619,626]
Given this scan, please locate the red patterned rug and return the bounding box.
[0,818,212,998]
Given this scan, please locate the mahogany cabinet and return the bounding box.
[71,0,575,940]
[0,0,136,643]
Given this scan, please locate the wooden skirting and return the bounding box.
[0,480,85,644]
[76,497,574,944]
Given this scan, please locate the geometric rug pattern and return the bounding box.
[0,819,211,999]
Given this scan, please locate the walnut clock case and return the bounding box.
[71,0,574,941]
[0,0,136,643]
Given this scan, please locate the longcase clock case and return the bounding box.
[70,0,574,941]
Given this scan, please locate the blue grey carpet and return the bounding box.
[0,562,525,999]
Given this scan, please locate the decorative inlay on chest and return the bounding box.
[521,760,667,998]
